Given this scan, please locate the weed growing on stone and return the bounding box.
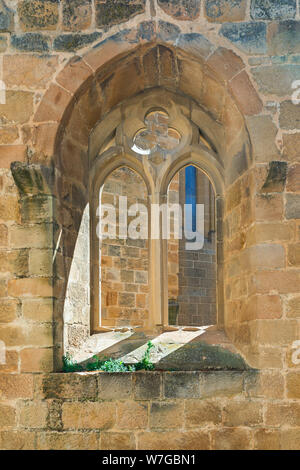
[63,341,155,373]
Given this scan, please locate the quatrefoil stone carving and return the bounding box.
[132,110,181,157]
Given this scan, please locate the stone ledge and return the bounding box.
[40,369,258,401]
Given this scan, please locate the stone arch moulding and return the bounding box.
[29,31,259,369]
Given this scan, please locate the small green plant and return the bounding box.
[135,341,155,371]
[62,353,83,373]
[62,341,155,373]
[85,355,105,371]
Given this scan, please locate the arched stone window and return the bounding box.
[62,88,223,362]
[49,43,254,368]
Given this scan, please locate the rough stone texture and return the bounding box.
[18,1,59,31]
[261,162,287,193]
[53,32,102,52]
[220,22,267,54]
[62,0,92,31]
[251,0,296,20]
[205,0,246,23]
[95,0,146,27]
[0,0,13,32]
[286,194,300,219]
[280,101,300,130]
[252,65,300,97]
[11,33,50,52]
[268,21,300,56]
[158,0,201,20]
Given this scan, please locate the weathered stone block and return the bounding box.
[0,404,16,429]
[255,295,283,320]
[185,399,222,426]
[205,0,246,23]
[150,401,184,429]
[287,295,300,318]
[138,20,155,42]
[286,194,300,219]
[62,402,115,430]
[254,428,281,450]
[8,277,52,298]
[98,373,133,400]
[282,132,300,162]
[0,127,19,145]
[265,402,300,426]
[252,64,300,97]
[134,372,161,400]
[0,0,13,32]
[255,194,284,221]
[11,33,50,52]
[288,243,300,266]
[18,0,59,31]
[137,430,210,450]
[176,33,214,60]
[261,161,287,192]
[251,0,296,20]
[10,223,53,250]
[245,370,284,398]
[0,91,33,125]
[53,32,102,52]
[249,244,285,270]
[100,432,135,450]
[21,348,53,373]
[42,374,97,400]
[281,428,300,450]
[36,431,98,450]
[229,71,263,115]
[252,270,300,294]
[158,0,200,20]
[21,196,54,224]
[157,20,180,42]
[255,319,299,345]
[200,371,244,398]
[286,372,300,398]
[3,55,58,89]
[212,428,251,450]
[164,372,200,398]
[0,34,7,51]
[62,0,92,31]
[0,249,28,277]
[287,164,300,191]
[246,116,280,163]
[56,57,92,95]
[280,101,300,130]
[223,400,263,426]
[220,22,267,55]
[268,21,300,56]
[0,299,18,323]
[0,431,35,450]
[95,0,146,27]
[117,401,148,429]
[19,401,48,429]
[207,47,245,82]
[119,292,135,307]
[34,84,72,123]
[0,374,34,399]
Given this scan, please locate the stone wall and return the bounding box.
[100,167,150,329]
[0,370,300,450]
[0,0,299,450]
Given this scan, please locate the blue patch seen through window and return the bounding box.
[185,166,197,233]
